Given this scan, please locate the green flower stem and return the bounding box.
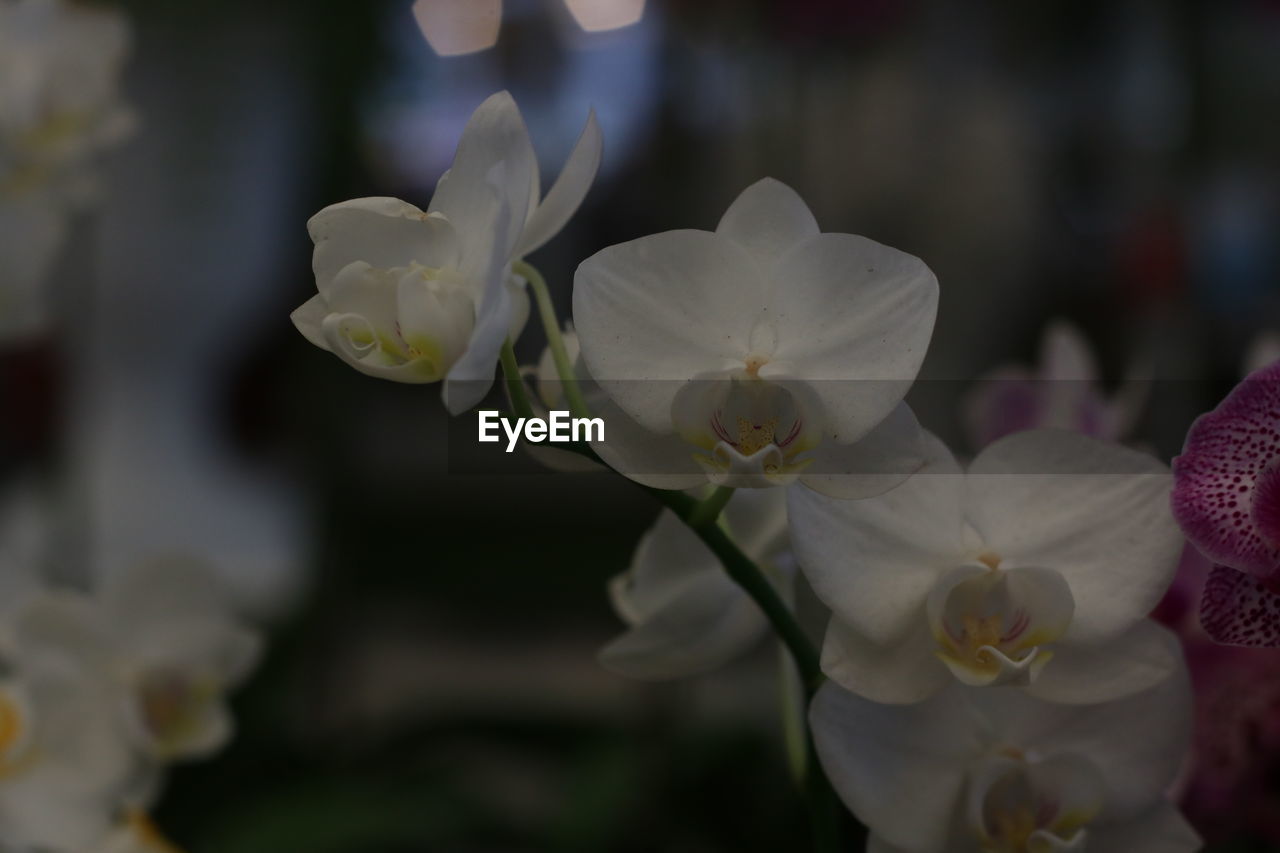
[669,492,823,692]
[499,338,534,421]
[687,485,735,528]
[551,447,824,694]
[514,259,592,420]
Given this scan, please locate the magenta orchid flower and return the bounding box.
[1172,358,1280,646]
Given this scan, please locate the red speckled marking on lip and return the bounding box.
[1201,564,1280,647]
[1172,360,1280,577]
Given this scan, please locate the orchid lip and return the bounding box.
[927,564,1074,687]
[672,370,822,488]
[969,753,1103,853]
[696,440,813,488]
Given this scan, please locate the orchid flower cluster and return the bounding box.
[0,0,133,340]
[293,91,1211,851]
[0,490,259,852]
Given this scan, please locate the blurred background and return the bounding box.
[3,0,1280,850]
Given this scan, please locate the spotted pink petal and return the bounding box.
[1172,360,1280,577]
[1200,564,1280,647]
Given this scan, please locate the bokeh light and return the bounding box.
[412,0,502,57]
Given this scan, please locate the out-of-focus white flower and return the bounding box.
[811,643,1199,853]
[0,0,134,340]
[963,321,1146,450]
[0,662,141,850]
[600,488,788,679]
[16,557,261,763]
[573,178,938,497]
[293,91,602,413]
[0,0,134,187]
[788,429,1183,703]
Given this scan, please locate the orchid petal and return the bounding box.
[516,109,603,257]
[809,680,981,852]
[573,230,767,432]
[966,430,1179,642]
[600,572,768,679]
[308,197,458,293]
[714,177,820,267]
[798,402,925,498]
[1171,360,1280,574]
[442,199,514,414]
[764,232,938,441]
[1026,619,1180,703]
[590,396,709,490]
[396,269,477,379]
[617,510,720,620]
[722,487,789,558]
[1088,803,1201,853]
[289,294,330,350]
[820,616,949,704]
[1199,563,1280,646]
[428,91,535,273]
[788,432,964,644]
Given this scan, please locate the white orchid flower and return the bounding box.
[292,91,603,414]
[600,488,789,679]
[16,557,261,763]
[0,658,142,850]
[788,429,1183,703]
[572,178,938,497]
[810,643,1199,853]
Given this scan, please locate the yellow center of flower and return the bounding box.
[948,613,1011,666]
[735,416,777,455]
